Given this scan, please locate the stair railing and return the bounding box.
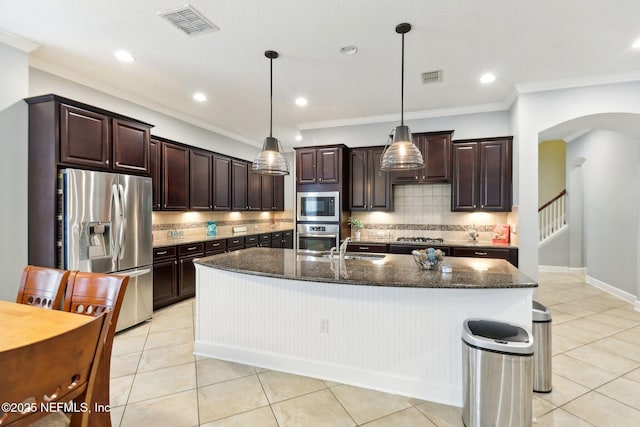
[538,190,566,241]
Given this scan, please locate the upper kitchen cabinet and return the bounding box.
[161,140,190,211]
[349,147,392,211]
[295,145,346,187]
[231,160,249,211]
[392,131,453,184]
[247,170,262,211]
[451,136,512,212]
[149,138,161,210]
[26,95,153,175]
[261,175,285,211]
[189,149,213,210]
[212,154,232,211]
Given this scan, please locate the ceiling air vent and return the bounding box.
[159,5,219,36]
[421,70,443,84]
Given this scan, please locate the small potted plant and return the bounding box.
[348,217,364,240]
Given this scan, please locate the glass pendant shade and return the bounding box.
[251,136,290,176]
[380,125,424,171]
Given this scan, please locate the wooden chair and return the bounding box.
[16,265,70,310]
[63,271,130,427]
[0,311,112,427]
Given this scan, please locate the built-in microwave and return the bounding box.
[296,191,340,222]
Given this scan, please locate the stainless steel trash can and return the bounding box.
[462,319,534,427]
[532,300,552,392]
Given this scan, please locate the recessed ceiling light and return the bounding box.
[295,134,303,142]
[340,45,358,55]
[633,38,640,49]
[295,97,308,107]
[480,73,496,84]
[193,92,207,102]
[114,50,134,62]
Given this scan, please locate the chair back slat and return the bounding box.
[16,265,70,310]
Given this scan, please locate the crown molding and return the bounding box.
[0,28,39,53]
[516,71,640,94]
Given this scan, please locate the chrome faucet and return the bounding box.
[339,237,352,260]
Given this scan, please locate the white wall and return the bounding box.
[300,110,510,147]
[567,130,639,295]
[0,42,29,301]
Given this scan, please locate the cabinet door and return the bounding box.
[178,255,198,298]
[149,138,161,210]
[479,139,512,211]
[247,170,262,210]
[161,142,190,210]
[317,147,340,183]
[451,143,479,211]
[423,133,451,182]
[273,175,285,211]
[261,175,275,210]
[296,148,317,184]
[369,148,392,210]
[112,118,150,174]
[390,140,422,183]
[213,154,231,210]
[60,104,110,169]
[231,160,248,211]
[153,259,177,309]
[349,149,368,210]
[190,149,212,210]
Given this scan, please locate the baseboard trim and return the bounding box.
[585,275,636,305]
[538,265,586,277]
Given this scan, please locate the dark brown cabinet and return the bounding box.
[25,94,153,268]
[213,154,232,210]
[152,246,178,310]
[296,146,342,185]
[161,141,190,211]
[112,118,151,174]
[190,149,212,210]
[271,230,294,248]
[451,137,512,212]
[260,175,285,211]
[451,247,518,267]
[149,138,161,210]
[247,171,262,211]
[349,147,392,211]
[232,160,249,210]
[205,239,227,255]
[177,242,203,298]
[346,243,389,253]
[392,131,453,184]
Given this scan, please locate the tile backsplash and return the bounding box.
[350,184,517,243]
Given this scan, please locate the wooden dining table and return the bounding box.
[0,300,111,426]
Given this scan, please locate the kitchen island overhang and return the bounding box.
[194,248,537,407]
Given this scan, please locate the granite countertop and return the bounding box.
[349,238,518,249]
[153,226,293,248]
[195,247,536,289]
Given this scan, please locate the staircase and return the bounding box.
[539,190,567,243]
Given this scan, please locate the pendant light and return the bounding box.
[252,50,290,175]
[380,23,424,171]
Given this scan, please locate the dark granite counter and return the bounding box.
[195,247,536,289]
[153,226,293,248]
[350,238,518,249]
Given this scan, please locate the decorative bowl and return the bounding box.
[412,248,444,270]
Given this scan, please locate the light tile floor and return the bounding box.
[109,271,640,426]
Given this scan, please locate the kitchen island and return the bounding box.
[194,248,536,406]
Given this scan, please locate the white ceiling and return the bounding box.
[2,0,640,149]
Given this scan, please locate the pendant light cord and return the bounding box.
[269,55,273,138]
[400,31,405,126]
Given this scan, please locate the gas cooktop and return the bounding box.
[396,237,444,243]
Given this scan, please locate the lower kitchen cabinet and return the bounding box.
[152,246,178,310]
[346,243,389,253]
[177,242,204,298]
[388,244,451,256]
[451,247,518,267]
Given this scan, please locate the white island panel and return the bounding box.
[195,264,533,406]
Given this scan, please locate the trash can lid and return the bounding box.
[532,300,552,322]
[462,319,533,355]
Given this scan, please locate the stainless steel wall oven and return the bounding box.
[297,224,340,253]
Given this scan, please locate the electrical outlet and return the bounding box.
[320,318,329,333]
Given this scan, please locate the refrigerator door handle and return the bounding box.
[111,183,122,264]
[118,184,126,260]
[117,267,151,278]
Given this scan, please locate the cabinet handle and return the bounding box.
[359,246,369,250]
[212,243,220,247]
[232,239,239,244]
[422,175,426,179]
[481,204,484,208]
[475,252,488,256]
[473,204,477,208]
[106,160,109,165]
[187,246,197,251]
[156,251,168,255]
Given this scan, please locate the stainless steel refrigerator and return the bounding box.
[61,168,153,332]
